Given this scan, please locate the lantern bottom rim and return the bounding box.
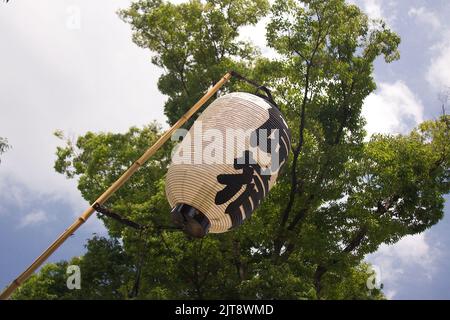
[171,203,211,238]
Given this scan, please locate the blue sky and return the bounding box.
[1,0,449,299]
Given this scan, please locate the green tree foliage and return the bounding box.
[12,236,135,300]
[320,263,385,300]
[118,0,269,125]
[13,0,450,299]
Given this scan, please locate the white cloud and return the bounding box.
[363,0,383,20]
[408,7,441,31]
[0,177,29,213]
[378,233,433,267]
[18,210,48,228]
[239,17,279,59]
[347,0,397,26]
[0,0,166,209]
[367,233,440,299]
[426,31,450,90]
[384,289,397,300]
[362,81,424,136]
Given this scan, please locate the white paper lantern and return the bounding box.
[166,92,290,237]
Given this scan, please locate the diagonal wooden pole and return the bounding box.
[0,72,233,300]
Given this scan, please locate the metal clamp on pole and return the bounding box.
[228,70,278,108]
[93,203,144,230]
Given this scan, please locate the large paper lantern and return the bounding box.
[166,92,291,237]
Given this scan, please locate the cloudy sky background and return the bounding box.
[0,0,449,299]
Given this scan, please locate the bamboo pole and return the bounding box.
[0,72,233,300]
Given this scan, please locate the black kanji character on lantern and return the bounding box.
[215,100,291,229]
[215,151,270,228]
[250,102,290,174]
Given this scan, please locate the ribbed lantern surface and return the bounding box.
[166,92,290,237]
